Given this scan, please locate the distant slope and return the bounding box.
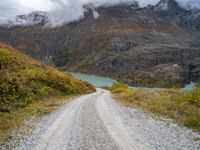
[0,42,95,112]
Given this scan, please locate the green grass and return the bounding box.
[111,82,128,89]
[109,82,200,131]
[194,137,200,141]
[0,42,95,146]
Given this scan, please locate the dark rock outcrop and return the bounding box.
[108,38,136,53]
[188,57,200,81]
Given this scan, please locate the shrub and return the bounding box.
[188,83,200,106]
[111,82,128,90]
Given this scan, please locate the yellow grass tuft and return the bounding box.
[110,82,200,131]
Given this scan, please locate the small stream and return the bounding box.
[66,72,194,92]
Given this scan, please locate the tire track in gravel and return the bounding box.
[6,88,200,150]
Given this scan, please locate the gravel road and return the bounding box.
[3,89,200,150]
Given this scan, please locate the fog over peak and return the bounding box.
[0,0,200,26]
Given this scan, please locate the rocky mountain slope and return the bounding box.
[0,0,200,87]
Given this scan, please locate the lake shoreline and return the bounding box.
[65,71,195,92]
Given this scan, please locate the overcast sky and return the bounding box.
[0,0,200,26]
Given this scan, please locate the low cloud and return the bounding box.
[0,0,200,26]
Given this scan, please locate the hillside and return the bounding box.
[0,0,200,87]
[0,42,95,112]
[0,42,95,145]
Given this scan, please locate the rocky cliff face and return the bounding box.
[0,0,200,87]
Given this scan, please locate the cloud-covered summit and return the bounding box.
[0,0,200,26]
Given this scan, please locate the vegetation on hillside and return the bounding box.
[109,82,200,131]
[0,42,95,146]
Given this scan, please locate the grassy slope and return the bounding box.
[109,83,200,131]
[0,42,95,145]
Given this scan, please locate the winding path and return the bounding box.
[13,89,200,150]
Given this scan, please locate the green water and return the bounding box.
[66,72,194,92]
[68,72,116,87]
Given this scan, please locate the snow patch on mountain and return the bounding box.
[93,10,100,19]
[1,0,200,27]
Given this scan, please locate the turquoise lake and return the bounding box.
[66,72,194,92]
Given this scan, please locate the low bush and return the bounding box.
[111,82,128,89]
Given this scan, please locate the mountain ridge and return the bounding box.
[1,0,199,28]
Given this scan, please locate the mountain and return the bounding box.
[0,0,200,87]
[0,42,94,112]
[154,0,184,13]
[2,11,49,27]
[15,11,49,26]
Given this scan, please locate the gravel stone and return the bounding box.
[2,89,200,150]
